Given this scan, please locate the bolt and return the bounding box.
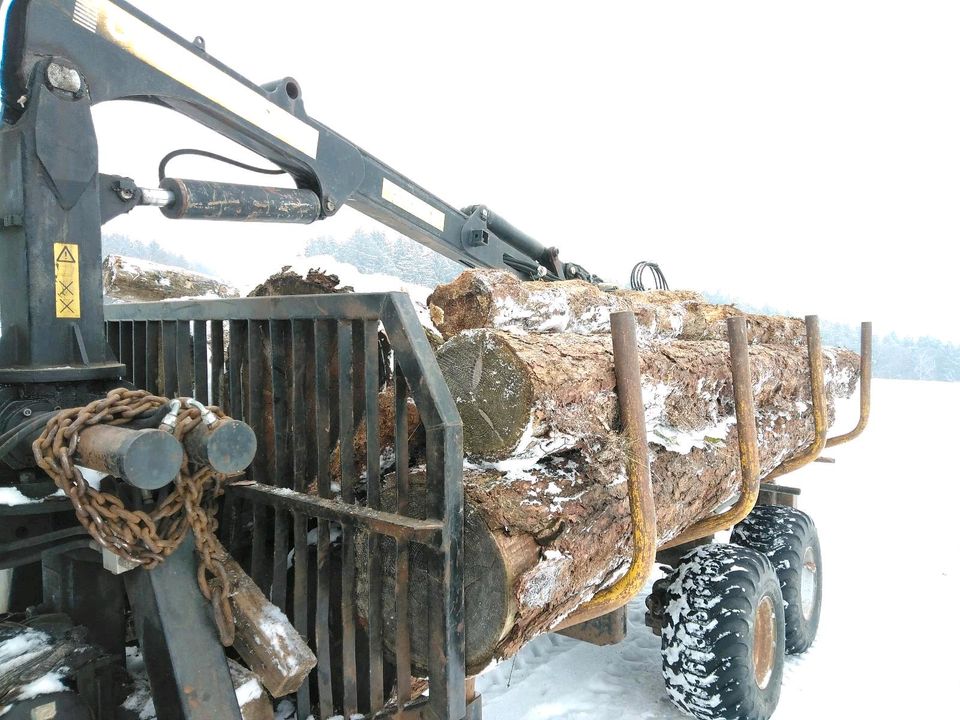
[21,408,32,417]
[480,208,489,221]
[46,63,82,94]
[324,198,336,213]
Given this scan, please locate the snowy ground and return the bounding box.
[477,379,960,719]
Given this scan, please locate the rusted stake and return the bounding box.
[764,315,827,482]
[826,320,872,448]
[553,311,657,630]
[661,316,760,549]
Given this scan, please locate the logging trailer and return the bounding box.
[0,2,872,719]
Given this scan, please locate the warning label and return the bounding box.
[54,242,80,319]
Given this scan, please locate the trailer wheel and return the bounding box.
[731,505,821,654]
[661,543,785,720]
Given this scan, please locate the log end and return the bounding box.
[437,330,534,457]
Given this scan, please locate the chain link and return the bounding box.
[32,387,238,646]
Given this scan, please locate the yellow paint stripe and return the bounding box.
[74,0,320,158]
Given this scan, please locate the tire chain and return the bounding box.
[32,387,238,646]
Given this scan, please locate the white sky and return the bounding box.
[94,1,960,341]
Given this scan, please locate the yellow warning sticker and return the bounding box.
[54,243,80,318]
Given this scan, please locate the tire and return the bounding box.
[661,543,785,720]
[731,505,822,654]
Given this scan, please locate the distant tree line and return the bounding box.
[305,229,461,288]
[704,292,960,382]
[101,233,213,275]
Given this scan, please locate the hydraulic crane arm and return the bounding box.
[1,0,598,282]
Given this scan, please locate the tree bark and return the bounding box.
[427,269,805,345]
[102,254,237,302]
[357,389,850,674]
[436,329,859,460]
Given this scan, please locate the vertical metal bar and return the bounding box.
[247,321,268,483]
[425,421,466,720]
[394,370,411,709]
[293,513,310,718]
[314,516,334,718]
[161,320,177,397]
[300,320,318,494]
[270,320,292,489]
[246,321,272,590]
[364,320,384,711]
[764,315,827,480]
[132,321,147,390]
[337,320,358,715]
[107,321,120,359]
[661,316,760,548]
[227,320,246,422]
[271,507,289,608]
[826,320,872,447]
[175,320,193,397]
[553,311,657,627]
[315,321,333,499]
[145,321,160,395]
[352,319,365,440]
[339,321,356,504]
[223,320,247,556]
[210,321,225,408]
[193,320,209,405]
[120,321,134,377]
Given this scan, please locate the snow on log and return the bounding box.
[427,269,805,345]
[356,325,859,674]
[436,328,859,461]
[358,389,850,675]
[222,554,317,697]
[102,255,237,302]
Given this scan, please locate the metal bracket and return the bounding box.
[554,311,657,630]
[826,321,872,448]
[763,315,827,482]
[660,316,761,549]
[124,532,243,720]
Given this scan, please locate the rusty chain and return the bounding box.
[31,387,238,646]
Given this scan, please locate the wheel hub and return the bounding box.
[753,594,777,690]
[801,545,818,621]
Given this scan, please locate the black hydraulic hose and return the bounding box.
[158,148,287,182]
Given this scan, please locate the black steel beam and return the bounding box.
[124,533,242,720]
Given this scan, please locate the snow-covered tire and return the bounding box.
[731,505,821,654]
[661,543,785,720]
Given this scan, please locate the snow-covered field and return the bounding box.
[477,378,960,719]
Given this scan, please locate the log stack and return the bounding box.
[358,269,859,675]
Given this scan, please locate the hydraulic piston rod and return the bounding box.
[75,425,184,490]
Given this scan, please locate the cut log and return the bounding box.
[102,254,237,302]
[227,659,273,720]
[222,554,317,697]
[357,390,846,675]
[436,329,859,460]
[427,269,805,345]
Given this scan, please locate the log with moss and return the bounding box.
[427,269,806,345]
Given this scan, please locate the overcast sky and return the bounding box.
[93,1,959,341]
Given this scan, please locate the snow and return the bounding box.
[0,486,39,506]
[477,379,960,719]
[233,678,262,705]
[0,487,67,506]
[14,671,68,701]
